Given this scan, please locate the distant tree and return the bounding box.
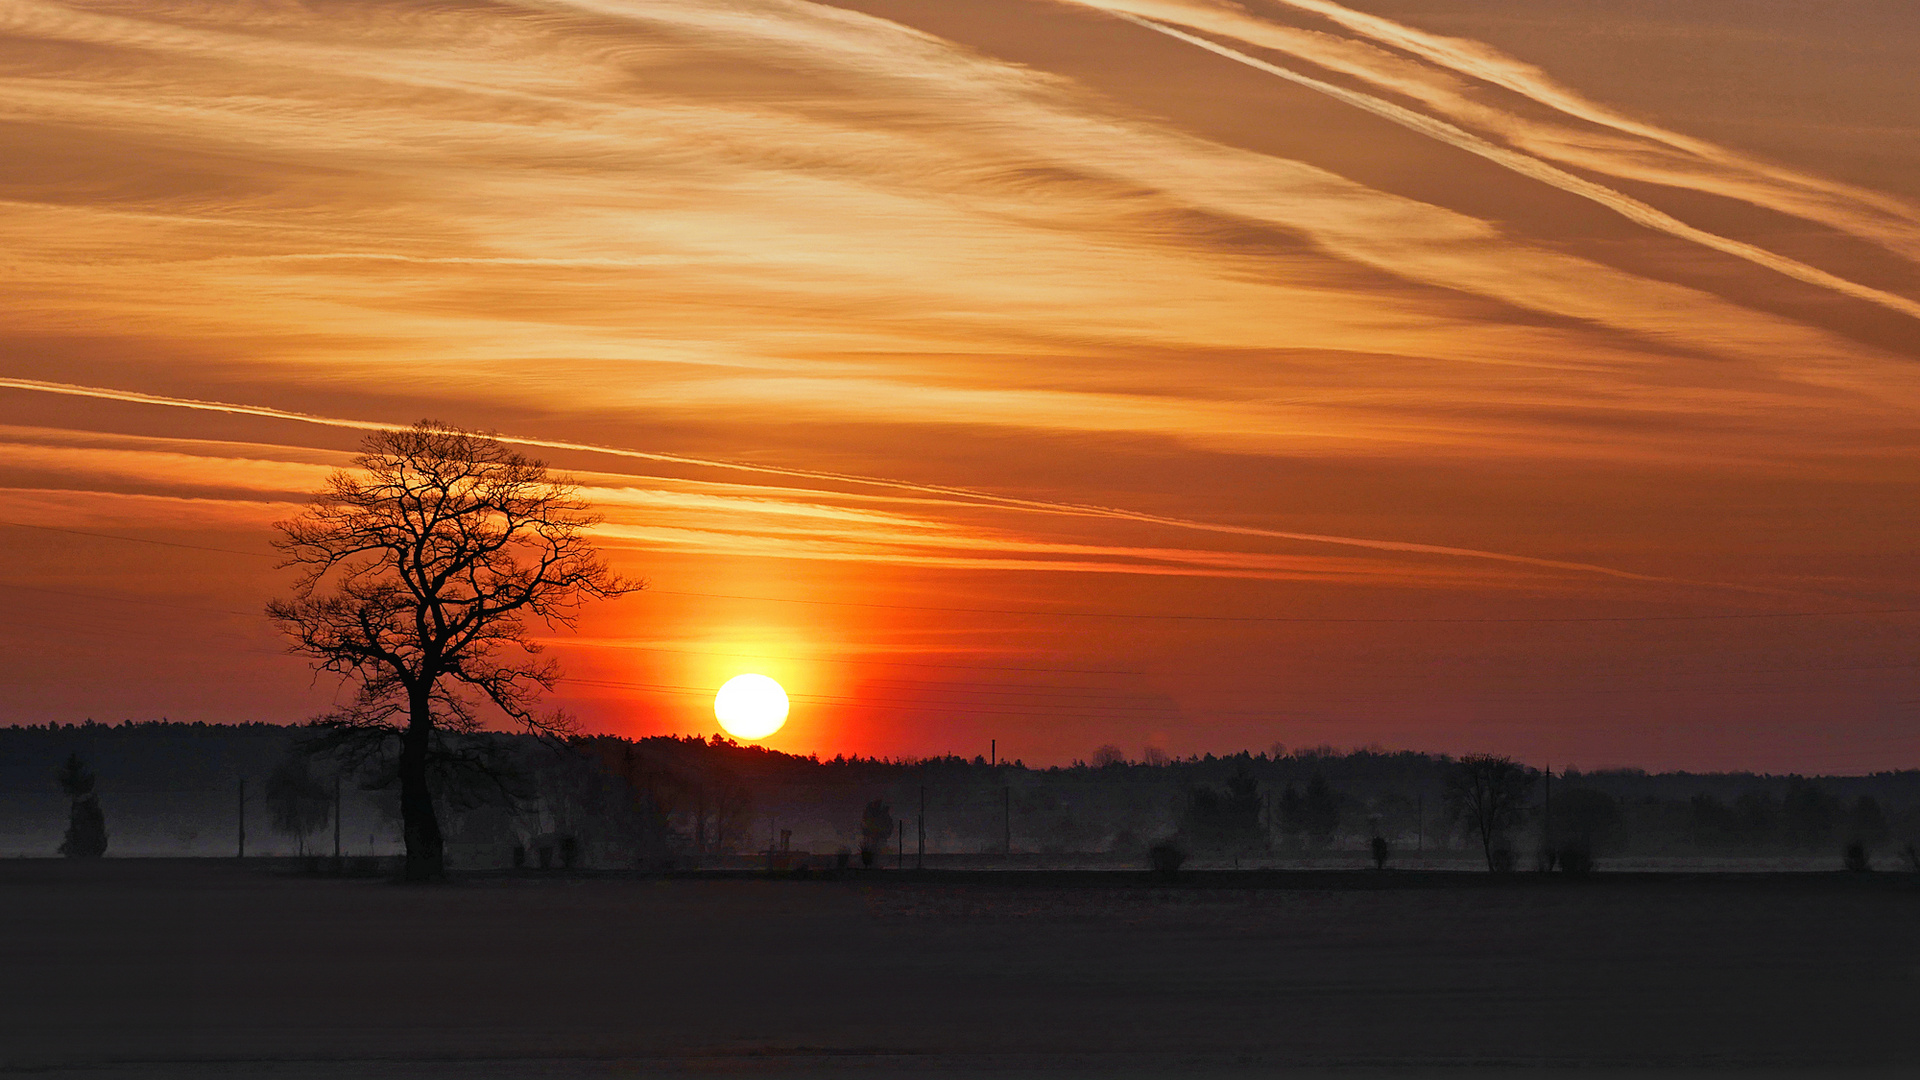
[1182,764,1263,854]
[268,422,641,880]
[859,799,894,868]
[1277,782,1305,847]
[1091,744,1127,768]
[264,754,332,856]
[1848,795,1889,851]
[1781,778,1839,850]
[1446,755,1536,872]
[1282,771,1342,848]
[55,753,107,859]
[1140,745,1171,767]
[1369,833,1391,870]
[1304,772,1342,846]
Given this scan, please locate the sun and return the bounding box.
[714,673,789,740]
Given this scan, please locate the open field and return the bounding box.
[2,861,1916,1078]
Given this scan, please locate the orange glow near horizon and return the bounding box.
[2,1,1919,772]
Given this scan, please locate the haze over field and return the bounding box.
[3,0,1918,771]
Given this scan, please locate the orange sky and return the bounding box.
[3,0,1918,772]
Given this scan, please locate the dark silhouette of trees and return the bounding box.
[860,799,894,867]
[1091,744,1126,768]
[264,754,332,856]
[1369,833,1391,870]
[1446,754,1535,871]
[55,753,107,858]
[1278,771,1342,849]
[1780,778,1839,850]
[268,422,640,880]
[1847,795,1889,851]
[1182,763,1263,853]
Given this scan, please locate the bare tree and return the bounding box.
[1445,754,1536,872]
[268,422,640,880]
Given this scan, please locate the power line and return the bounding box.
[1,520,275,559]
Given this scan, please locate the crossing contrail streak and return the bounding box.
[1108,13,1920,323]
[1261,0,1920,261]
[0,375,1700,585]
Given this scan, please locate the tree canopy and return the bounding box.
[268,421,639,879]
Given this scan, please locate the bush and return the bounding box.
[1489,846,1516,874]
[1148,840,1187,880]
[1843,841,1870,872]
[1369,835,1391,870]
[1557,842,1594,877]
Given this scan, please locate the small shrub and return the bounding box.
[1843,841,1870,872]
[1905,842,1919,873]
[1369,835,1391,870]
[1489,846,1516,874]
[1557,842,1594,877]
[1148,840,1188,880]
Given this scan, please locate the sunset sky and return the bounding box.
[3,0,1918,772]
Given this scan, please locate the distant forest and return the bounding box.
[3,721,1916,868]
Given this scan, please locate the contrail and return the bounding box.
[1,375,1694,585]
[1263,0,1920,259]
[1106,13,1920,323]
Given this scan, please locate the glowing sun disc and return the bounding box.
[714,673,789,740]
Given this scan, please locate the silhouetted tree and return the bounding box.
[268,422,640,880]
[1369,833,1391,870]
[860,799,894,867]
[1847,795,1889,851]
[55,753,107,858]
[1781,778,1838,850]
[1281,771,1342,848]
[1446,755,1536,872]
[264,754,332,856]
[1091,744,1126,768]
[1182,764,1263,853]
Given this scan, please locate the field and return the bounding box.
[2,860,1916,1078]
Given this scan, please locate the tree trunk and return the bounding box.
[399,692,444,881]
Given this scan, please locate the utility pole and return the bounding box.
[917,786,926,870]
[990,739,995,768]
[236,776,246,859]
[1003,786,1011,859]
[896,819,903,869]
[333,775,342,859]
[1543,761,1553,865]
[1416,791,1423,854]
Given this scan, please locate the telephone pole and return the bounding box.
[236,776,246,859]
[333,775,342,859]
[916,785,926,870]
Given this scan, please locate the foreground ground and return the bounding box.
[2,861,1915,1078]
